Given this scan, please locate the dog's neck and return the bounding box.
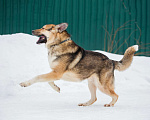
[46,37,72,50]
[47,37,78,56]
[49,37,71,48]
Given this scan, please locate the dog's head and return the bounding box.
[32,23,69,45]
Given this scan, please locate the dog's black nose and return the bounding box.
[32,30,35,35]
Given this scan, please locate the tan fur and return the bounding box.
[68,51,82,69]
[20,23,138,107]
[114,46,137,71]
[48,82,60,93]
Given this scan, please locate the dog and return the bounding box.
[20,23,138,107]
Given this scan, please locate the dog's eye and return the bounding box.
[47,28,52,31]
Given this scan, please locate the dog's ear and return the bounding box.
[55,23,68,33]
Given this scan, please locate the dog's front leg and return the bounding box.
[20,71,62,87]
[48,82,60,93]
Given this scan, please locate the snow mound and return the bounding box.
[0,33,150,120]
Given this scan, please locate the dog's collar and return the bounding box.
[50,38,71,48]
[60,38,71,44]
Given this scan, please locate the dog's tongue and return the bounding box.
[39,36,45,40]
[36,35,47,44]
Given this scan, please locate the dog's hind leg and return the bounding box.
[48,82,60,93]
[102,88,118,107]
[78,74,97,106]
[97,72,118,107]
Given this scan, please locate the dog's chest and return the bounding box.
[48,52,58,69]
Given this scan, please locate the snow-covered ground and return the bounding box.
[0,33,150,120]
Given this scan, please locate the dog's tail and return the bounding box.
[113,45,138,71]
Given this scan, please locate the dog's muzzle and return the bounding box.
[32,30,47,44]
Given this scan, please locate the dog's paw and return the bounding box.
[55,86,60,93]
[78,98,97,106]
[20,82,30,87]
[78,103,88,106]
[48,82,60,93]
[104,104,114,107]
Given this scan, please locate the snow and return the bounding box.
[0,33,150,120]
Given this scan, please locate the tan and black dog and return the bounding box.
[20,23,138,107]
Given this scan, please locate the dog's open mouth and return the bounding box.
[36,35,47,44]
